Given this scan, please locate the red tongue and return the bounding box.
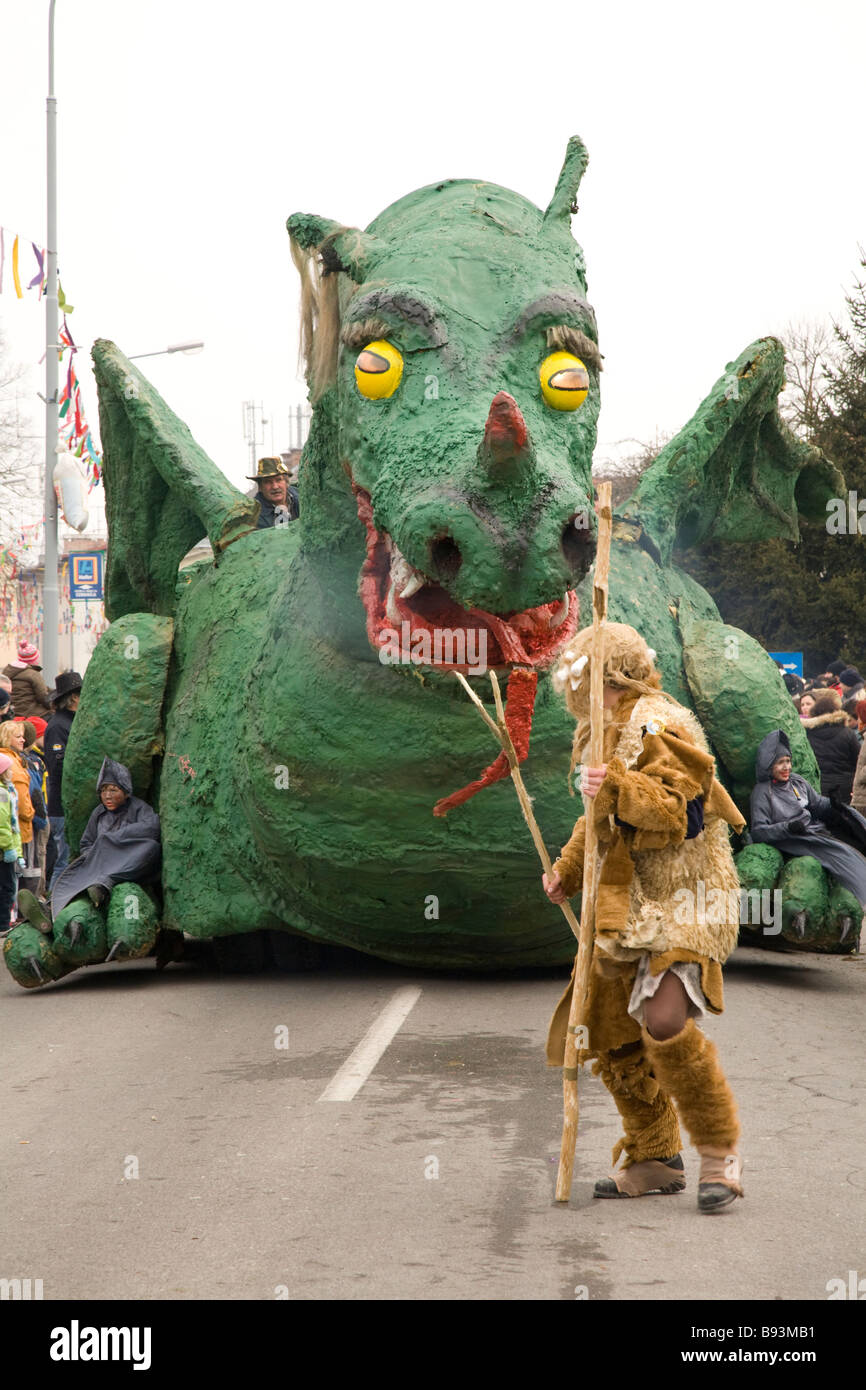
[432,668,539,817]
[469,607,531,664]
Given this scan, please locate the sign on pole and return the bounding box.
[769,651,803,678]
[68,551,104,601]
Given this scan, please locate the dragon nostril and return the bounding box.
[430,535,462,583]
[561,515,594,576]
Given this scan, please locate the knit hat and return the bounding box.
[0,752,13,776]
[0,688,10,711]
[15,640,40,667]
[839,667,864,690]
[826,659,848,676]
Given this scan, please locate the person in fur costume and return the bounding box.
[543,623,747,1213]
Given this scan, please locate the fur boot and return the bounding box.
[642,1019,743,1211]
[591,1043,683,1196]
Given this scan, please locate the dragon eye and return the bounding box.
[540,351,590,411]
[354,339,404,400]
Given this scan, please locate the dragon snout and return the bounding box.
[478,391,532,470]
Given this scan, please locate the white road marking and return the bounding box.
[317,986,422,1103]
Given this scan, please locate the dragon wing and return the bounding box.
[93,339,259,619]
[618,337,843,565]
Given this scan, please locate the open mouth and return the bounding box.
[353,483,580,672]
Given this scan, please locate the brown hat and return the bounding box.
[247,456,289,482]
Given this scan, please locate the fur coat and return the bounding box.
[802,708,860,801]
[553,692,745,964]
[1,663,52,720]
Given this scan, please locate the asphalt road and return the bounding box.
[2,943,865,1301]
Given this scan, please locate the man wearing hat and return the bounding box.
[247,456,299,529]
[839,667,865,701]
[42,671,83,889]
[2,640,53,720]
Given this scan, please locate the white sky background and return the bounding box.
[1,0,865,522]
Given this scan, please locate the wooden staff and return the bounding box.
[454,668,581,945]
[453,481,613,1201]
[554,479,612,1202]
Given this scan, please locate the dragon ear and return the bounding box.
[619,337,846,564]
[543,135,590,226]
[287,213,386,399]
[286,212,382,283]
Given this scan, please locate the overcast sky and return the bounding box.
[1,0,864,516]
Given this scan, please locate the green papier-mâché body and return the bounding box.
[3,137,856,989]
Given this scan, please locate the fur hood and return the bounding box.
[802,710,850,730]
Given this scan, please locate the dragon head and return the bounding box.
[288,137,599,674]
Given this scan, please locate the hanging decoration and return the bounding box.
[0,227,45,299]
[57,315,102,488]
[0,218,101,487]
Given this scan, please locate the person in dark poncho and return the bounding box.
[750,729,866,909]
[48,758,161,919]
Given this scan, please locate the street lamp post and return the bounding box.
[127,340,205,360]
[42,0,59,684]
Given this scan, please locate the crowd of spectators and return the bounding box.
[780,659,866,809]
[0,640,82,931]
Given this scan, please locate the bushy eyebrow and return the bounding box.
[343,289,448,348]
[341,317,390,349]
[545,324,603,373]
[488,290,601,374]
[512,292,599,343]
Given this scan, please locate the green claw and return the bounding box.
[105,883,159,960]
[51,900,107,964]
[3,925,71,989]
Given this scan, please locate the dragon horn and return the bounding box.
[286,213,382,282]
[543,135,589,226]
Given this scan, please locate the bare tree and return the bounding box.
[595,432,672,505]
[778,319,836,439]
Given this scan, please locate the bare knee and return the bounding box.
[644,972,690,1040]
[644,1009,683,1041]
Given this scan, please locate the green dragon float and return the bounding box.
[4,136,858,990]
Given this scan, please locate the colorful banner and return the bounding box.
[0,225,45,298]
[57,315,101,487]
[0,220,101,486]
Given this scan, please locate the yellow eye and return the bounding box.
[354,339,404,399]
[539,350,589,411]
